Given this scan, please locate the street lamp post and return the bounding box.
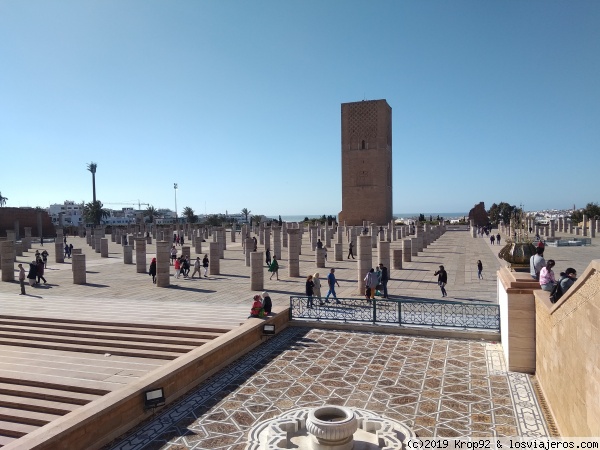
[174,183,178,225]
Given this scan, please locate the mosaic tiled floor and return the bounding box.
[108,327,548,450]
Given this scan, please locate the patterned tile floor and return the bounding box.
[108,327,548,450]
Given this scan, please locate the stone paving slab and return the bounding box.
[107,327,549,450]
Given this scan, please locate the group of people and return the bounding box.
[305,268,341,307]
[156,248,209,283]
[63,237,74,258]
[530,247,577,299]
[249,292,273,318]
[172,234,185,246]
[363,264,389,300]
[18,251,49,294]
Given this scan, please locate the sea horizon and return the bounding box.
[275,212,468,222]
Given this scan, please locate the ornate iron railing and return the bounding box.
[289,296,500,331]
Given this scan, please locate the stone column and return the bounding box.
[146,234,152,244]
[411,237,419,257]
[116,232,122,245]
[264,227,271,253]
[357,235,372,295]
[325,226,331,248]
[23,227,32,251]
[156,241,171,287]
[287,229,300,277]
[95,234,102,253]
[14,242,23,257]
[549,219,556,238]
[55,239,64,263]
[100,238,109,258]
[230,226,236,243]
[135,238,146,273]
[259,225,265,246]
[416,235,424,253]
[590,218,596,238]
[582,215,588,236]
[310,227,317,251]
[393,249,403,270]
[250,251,264,291]
[181,246,191,260]
[72,254,86,284]
[334,243,343,261]
[282,222,288,248]
[194,237,202,256]
[377,241,390,272]
[0,241,15,281]
[111,232,116,243]
[337,226,343,244]
[209,242,220,275]
[316,248,326,268]
[245,237,253,266]
[370,225,378,248]
[123,245,133,264]
[470,220,477,238]
[273,226,281,260]
[403,239,412,262]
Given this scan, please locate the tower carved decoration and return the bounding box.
[338,99,393,226]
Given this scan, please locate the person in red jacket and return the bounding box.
[249,295,264,318]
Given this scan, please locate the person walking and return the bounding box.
[18,264,26,295]
[434,265,448,297]
[496,233,501,245]
[202,254,209,277]
[149,258,157,284]
[379,263,389,298]
[36,258,47,285]
[265,248,271,266]
[325,268,341,304]
[364,268,377,301]
[41,250,49,268]
[174,257,182,279]
[306,274,315,308]
[477,260,483,279]
[312,271,322,301]
[347,241,355,259]
[490,235,495,245]
[268,255,279,280]
[191,257,201,278]
[68,243,73,258]
[27,260,38,286]
[170,245,177,266]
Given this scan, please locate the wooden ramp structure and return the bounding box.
[0,294,249,447]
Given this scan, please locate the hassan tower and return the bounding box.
[338,99,393,226]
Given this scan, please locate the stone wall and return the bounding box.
[534,259,600,437]
[0,207,55,238]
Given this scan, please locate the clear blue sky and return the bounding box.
[1,1,598,216]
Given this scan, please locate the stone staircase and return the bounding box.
[0,315,231,447]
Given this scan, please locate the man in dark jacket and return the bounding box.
[379,263,389,298]
[434,265,448,297]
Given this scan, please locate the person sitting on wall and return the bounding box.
[559,268,577,294]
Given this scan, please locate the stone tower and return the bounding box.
[338,99,393,226]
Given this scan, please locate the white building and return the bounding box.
[48,201,84,226]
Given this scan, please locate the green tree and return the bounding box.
[87,162,97,203]
[0,192,7,207]
[418,213,425,222]
[241,208,251,223]
[583,202,600,218]
[83,201,109,225]
[144,205,157,223]
[488,202,519,225]
[182,206,197,223]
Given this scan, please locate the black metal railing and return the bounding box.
[289,296,500,331]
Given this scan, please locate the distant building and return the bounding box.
[338,99,393,226]
[48,201,84,226]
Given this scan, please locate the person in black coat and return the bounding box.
[434,265,448,297]
[261,291,273,315]
[149,258,157,284]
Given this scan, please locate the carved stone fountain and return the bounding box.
[245,404,415,450]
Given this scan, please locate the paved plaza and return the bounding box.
[0,225,597,448]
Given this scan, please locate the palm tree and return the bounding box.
[0,192,7,207]
[182,206,197,223]
[144,205,157,223]
[83,201,109,225]
[241,208,251,223]
[87,162,97,204]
